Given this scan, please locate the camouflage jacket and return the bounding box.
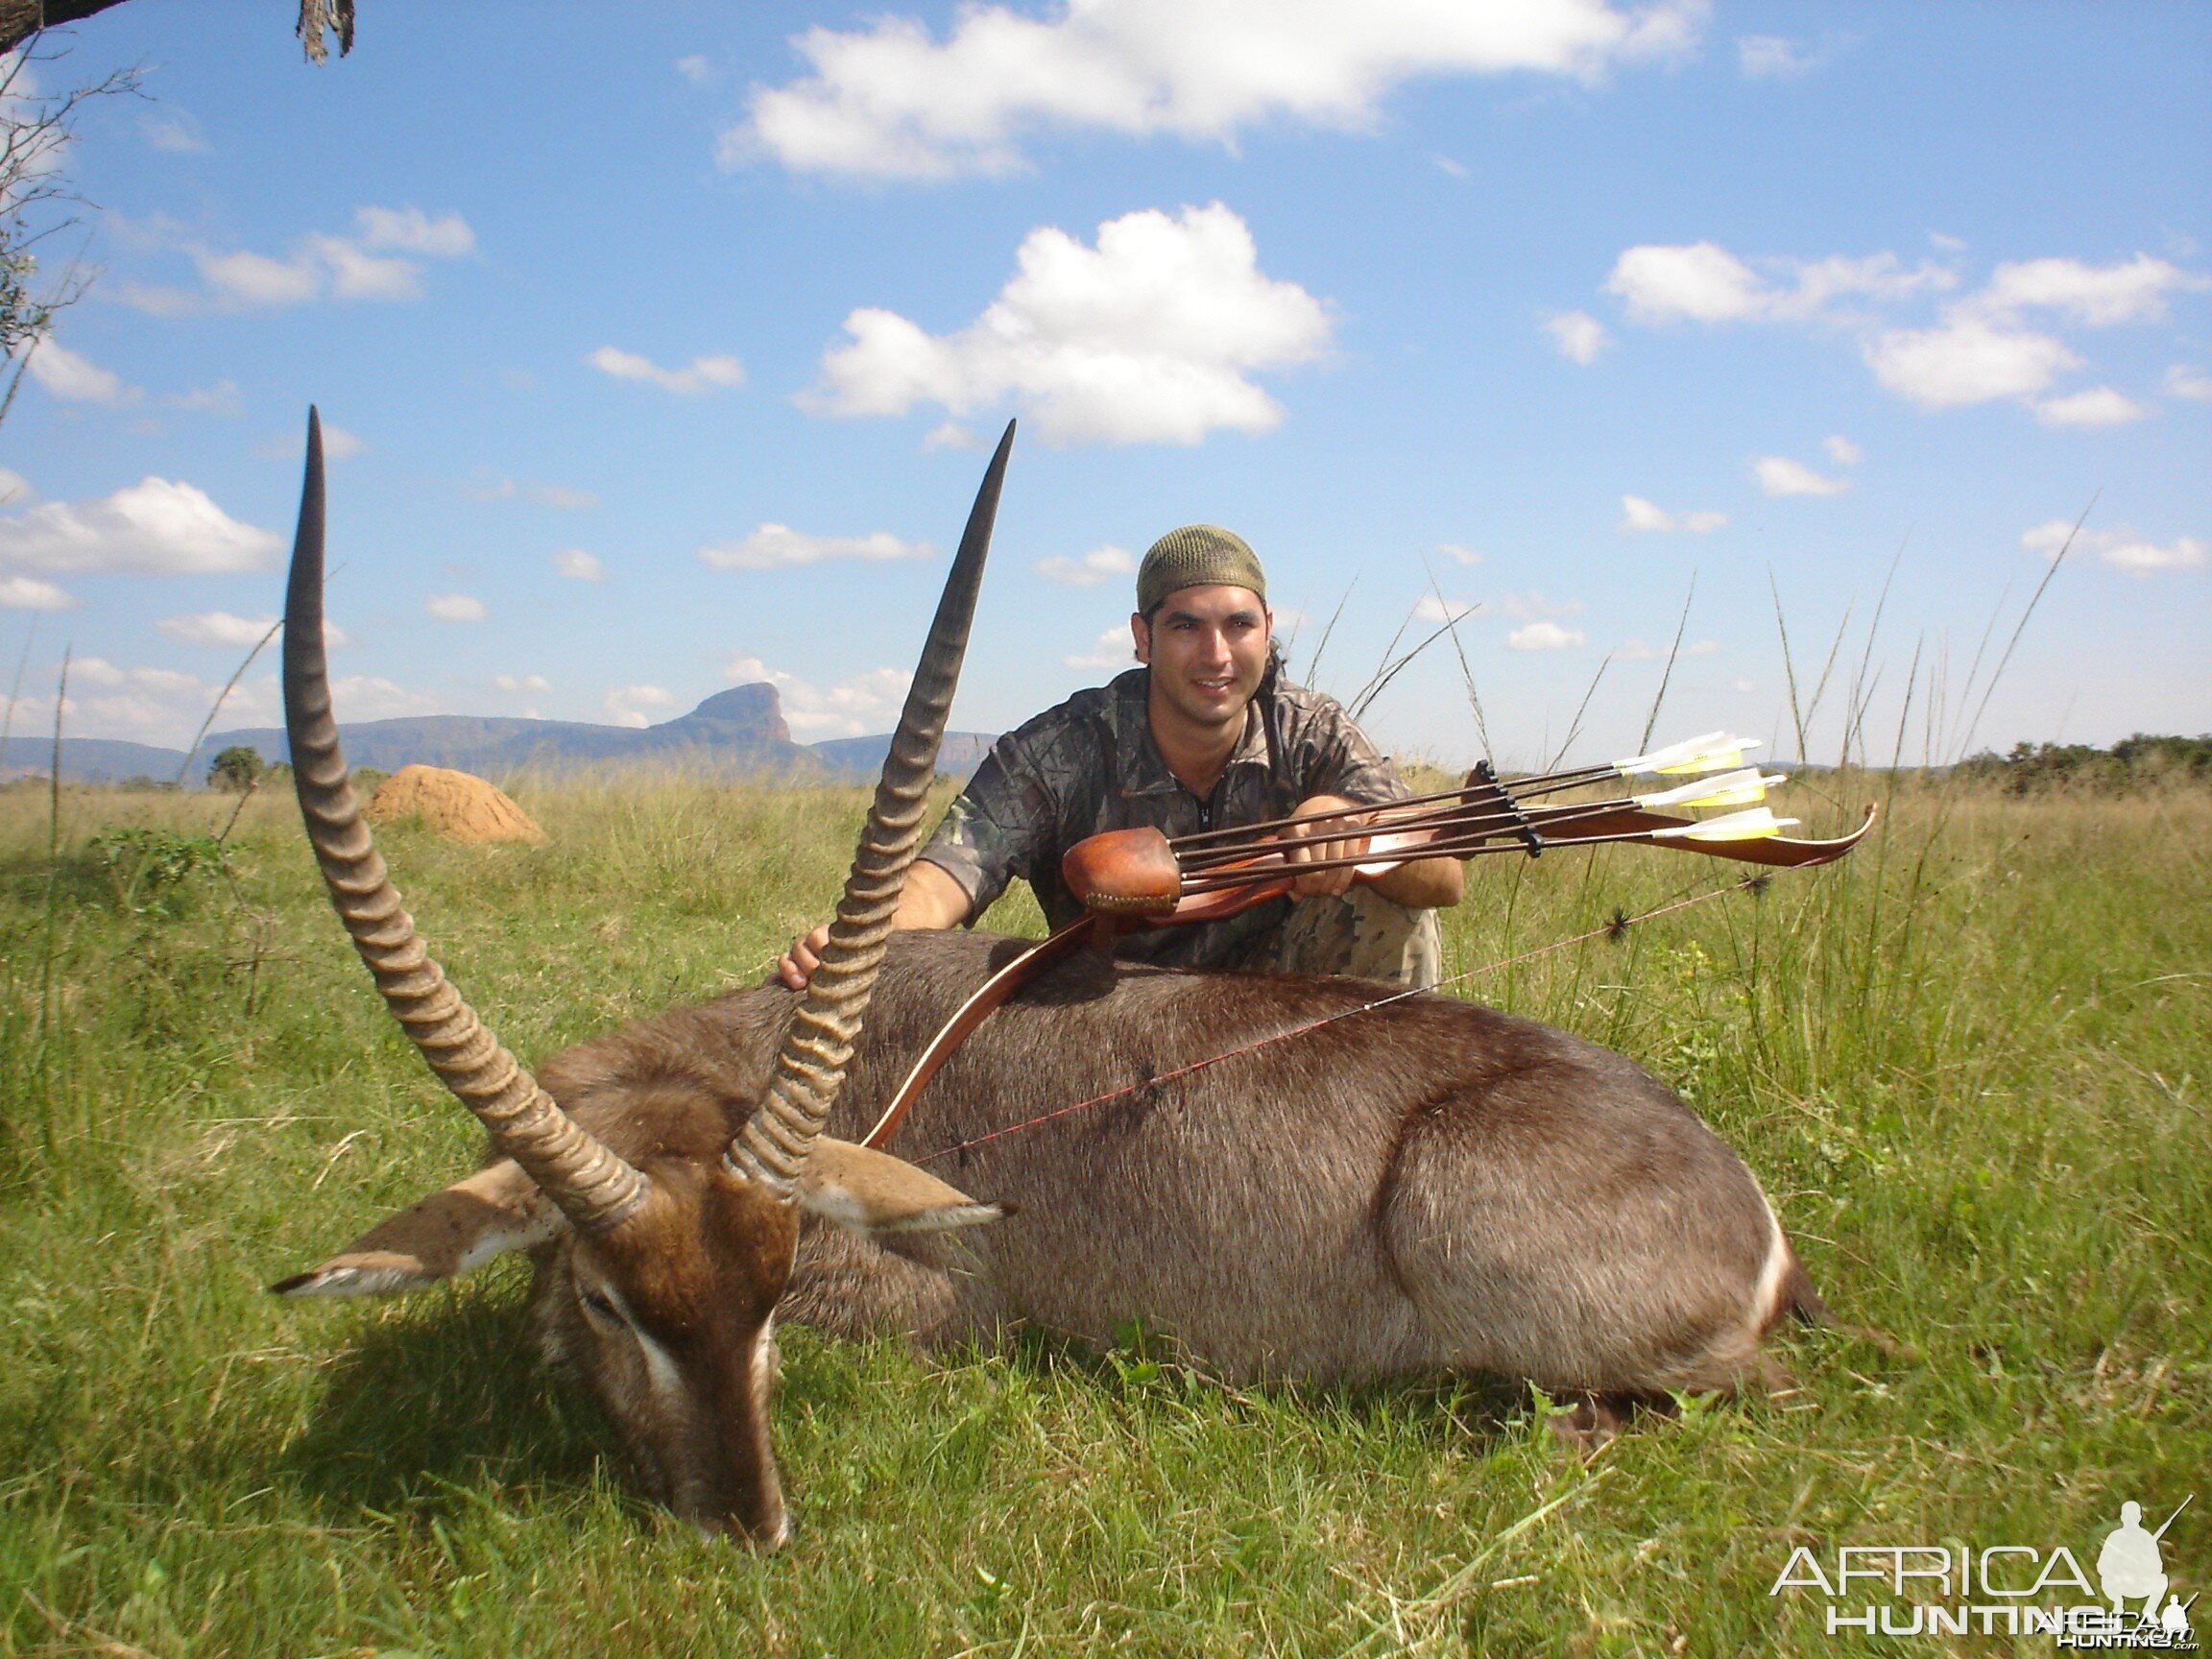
[920,665,1415,969]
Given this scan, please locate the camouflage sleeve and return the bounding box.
[918,732,1059,920]
[1290,693,1413,807]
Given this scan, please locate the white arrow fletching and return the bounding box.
[1614,730,1762,778]
[1652,806,1798,842]
[1632,768,1786,810]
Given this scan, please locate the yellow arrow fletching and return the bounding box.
[1615,730,1763,778]
[1652,806,1799,842]
[1682,780,1768,808]
[1632,767,1782,810]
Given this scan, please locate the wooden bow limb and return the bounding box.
[860,915,1102,1150]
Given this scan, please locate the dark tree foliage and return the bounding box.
[207,745,265,792]
[1954,733,2212,794]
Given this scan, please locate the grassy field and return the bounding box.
[0,768,2204,1656]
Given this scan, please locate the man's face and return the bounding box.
[1131,584,1273,737]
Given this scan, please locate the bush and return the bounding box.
[1954,732,2212,794]
[207,745,266,793]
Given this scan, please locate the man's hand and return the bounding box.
[775,857,974,990]
[1283,794,1371,899]
[776,922,832,990]
[1280,793,1468,910]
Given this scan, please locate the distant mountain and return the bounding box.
[16,683,999,787]
[183,683,808,779]
[0,735,192,786]
[806,730,998,781]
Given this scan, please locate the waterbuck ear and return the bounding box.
[795,1138,1010,1237]
[271,1160,561,1298]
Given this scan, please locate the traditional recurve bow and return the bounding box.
[863,732,1876,1149]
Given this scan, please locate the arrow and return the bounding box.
[1614,730,1764,778]
[1631,767,1786,811]
[1651,806,1798,841]
[1166,728,1771,853]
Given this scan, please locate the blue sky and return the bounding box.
[2,0,2206,775]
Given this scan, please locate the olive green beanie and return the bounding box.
[1136,524,1266,615]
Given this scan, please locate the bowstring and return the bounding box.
[912,874,1763,1167]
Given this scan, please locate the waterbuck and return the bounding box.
[272,414,1823,1546]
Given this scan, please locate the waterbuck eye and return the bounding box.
[579,1286,622,1324]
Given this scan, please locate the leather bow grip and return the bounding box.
[1061,827,1185,915]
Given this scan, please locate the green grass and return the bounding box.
[1,771,2204,1656]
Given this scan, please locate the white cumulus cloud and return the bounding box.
[731,0,1709,180]
[169,379,243,415]
[587,346,746,396]
[156,610,343,649]
[352,206,476,258]
[425,593,487,623]
[495,672,554,694]
[603,685,677,729]
[2097,534,2206,574]
[1607,241,1768,325]
[1437,542,1483,565]
[1605,241,1952,325]
[700,523,933,571]
[142,110,208,153]
[1035,543,1134,587]
[723,655,915,737]
[1968,253,2204,328]
[2164,364,2212,399]
[0,477,280,575]
[2022,518,2206,576]
[921,421,984,450]
[1064,625,1135,671]
[1507,620,1587,651]
[2033,387,2150,428]
[1413,594,1479,623]
[6,661,437,749]
[1545,309,1609,364]
[1753,456,1848,497]
[0,575,75,610]
[551,547,605,580]
[1620,496,1726,533]
[1736,34,1823,79]
[119,205,475,314]
[805,204,1333,445]
[1824,434,1862,465]
[22,339,142,406]
[1602,240,2206,421]
[1863,317,2079,408]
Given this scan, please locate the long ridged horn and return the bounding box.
[728,420,1014,1195]
[282,407,648,1235]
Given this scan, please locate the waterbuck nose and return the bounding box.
[697,1503,790,1551]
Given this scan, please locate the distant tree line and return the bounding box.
[1954,733,2212,794]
